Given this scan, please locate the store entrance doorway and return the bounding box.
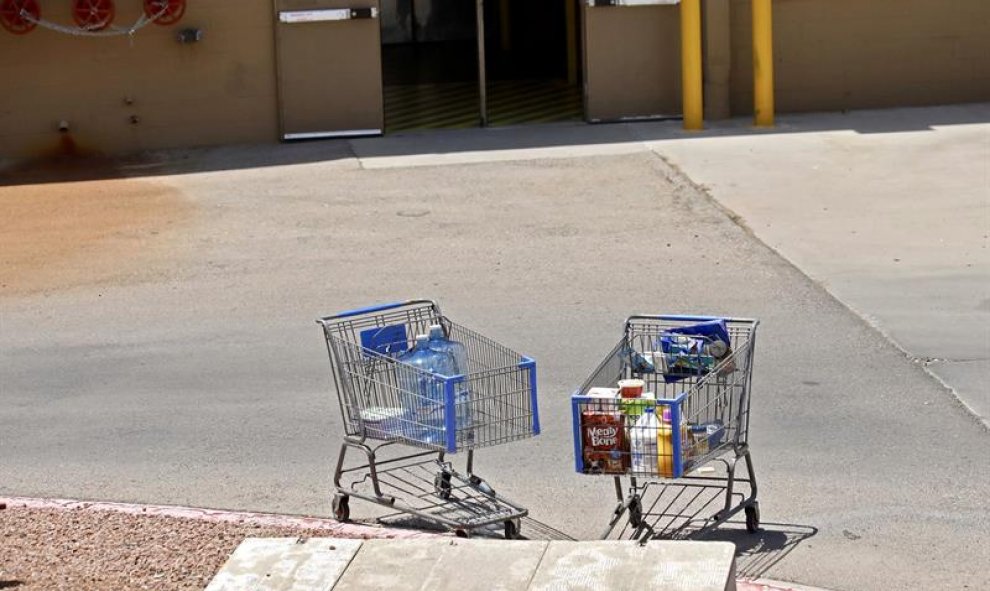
[482,0,583,126]
[380,0,482,131]
[380,0,582,132]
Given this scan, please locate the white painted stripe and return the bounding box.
[279,8,379,24]
[588,0,679,6]
[284,129,382,140]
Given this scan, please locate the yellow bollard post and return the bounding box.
[680,0,703,130]
[752,0,775,127]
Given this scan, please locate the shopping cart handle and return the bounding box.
[322,300,434,321]
[625,313,759,325]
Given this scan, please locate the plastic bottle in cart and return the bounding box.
[630,406,659,475]
[428,325,474,442]
[398,334,455,445]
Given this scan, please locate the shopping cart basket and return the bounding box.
[571,314,760,543]
[317,299,540,538]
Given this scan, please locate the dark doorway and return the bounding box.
[380,0,481,132]
[482,0,583,126]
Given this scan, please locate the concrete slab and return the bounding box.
[333,539,549,591]
[207,538,738,591]
[639,104,990,426]
[204,538,362,591]
[528,541,736,591]
[928,359,990,422]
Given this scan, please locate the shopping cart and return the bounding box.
[317,299,540,538]
[571,314,760,543]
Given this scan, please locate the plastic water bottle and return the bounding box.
[630,406,659,475]
[398,334,454,445]
[428,325,473,443]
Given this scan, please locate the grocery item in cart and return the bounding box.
[658,335,716,381]
[398,334,456,444]
[658,318,734,382]
[581,410,628,474]
[619,390,656,420]
[587,387,619,410]
[658,404,690,476]
[624,345,656,374]
[428,325,473,441]
[359,406,408,439]
[617,379,645,398]
[630,406,659,474]
[688,420,726,458]
[657,423,676,477]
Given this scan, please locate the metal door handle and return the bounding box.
[349,8,376,19]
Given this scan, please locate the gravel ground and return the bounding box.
[0,503,372,590]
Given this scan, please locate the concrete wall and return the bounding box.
[0,0,277,158]
[3,0,987,158]
[728,0,990,115]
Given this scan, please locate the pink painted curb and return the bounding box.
[0,496,446,540]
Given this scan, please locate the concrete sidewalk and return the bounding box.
[206,538,831,591]
[636,104,990,426]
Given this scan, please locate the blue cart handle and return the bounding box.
[320,299,438,321]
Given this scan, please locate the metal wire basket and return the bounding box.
[319,300,540,453]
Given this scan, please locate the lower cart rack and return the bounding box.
[602,447,759,543]
[332,440,525,538]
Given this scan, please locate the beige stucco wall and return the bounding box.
[583,5,681,122]
[0,0,277,159]
[3,0,987,158]
[729,0,990,115]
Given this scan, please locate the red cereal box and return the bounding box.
[581,411,629,474]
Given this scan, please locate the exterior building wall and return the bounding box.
[2,0,988,159]
[728,0,990,115]
[0,0,277,158]
[582,5,681,121]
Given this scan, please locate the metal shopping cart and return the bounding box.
[571,314,760,543]
[317,300,540,539]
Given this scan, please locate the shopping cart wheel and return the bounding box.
[332,494,350,522]
[504,519,521,540]
[434,470,453,500]
[628,497,643,528]
[745,503,761,533]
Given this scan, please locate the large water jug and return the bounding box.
[397,334,454,445]
[428,325,473,443]
[630,406,659,474]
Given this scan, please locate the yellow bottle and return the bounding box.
[657,405,689,478]
[657,424,674,477]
